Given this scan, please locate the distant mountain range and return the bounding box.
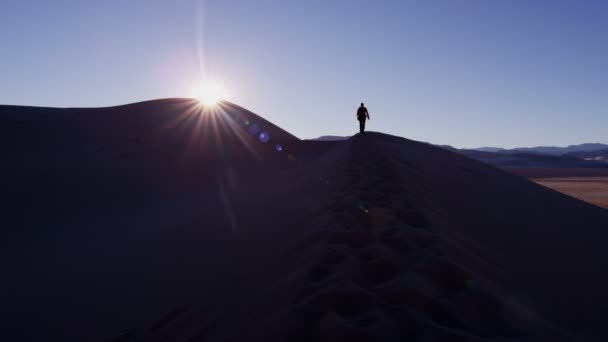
[457,145,608,169]
[426,143,608,169]
[312,136,607,155]
[311,136,608,169]
[470,143,608,155]
[457,149,608,169]
[565,149,608,163]
[474,147,504,153]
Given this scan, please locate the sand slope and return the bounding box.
[3,100,608,341]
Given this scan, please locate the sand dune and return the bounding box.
[3,99,608,341]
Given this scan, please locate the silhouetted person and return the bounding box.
[356,102,370,133]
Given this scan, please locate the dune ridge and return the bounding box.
[117,133,573,341]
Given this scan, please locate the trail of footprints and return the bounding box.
[287,136,538,342]
[112,137,565,341]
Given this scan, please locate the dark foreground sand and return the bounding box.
[3,99,608,341]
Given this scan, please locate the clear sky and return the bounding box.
[1,0,606,148]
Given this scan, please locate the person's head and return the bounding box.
[361,102,364,107]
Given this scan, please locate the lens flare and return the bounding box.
[259,131,270,143]
[248,124,260,135]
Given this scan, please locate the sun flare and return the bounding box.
[192,81,226,105]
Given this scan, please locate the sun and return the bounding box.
[192,81,226,105]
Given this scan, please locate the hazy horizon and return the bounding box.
[1,1,607,148]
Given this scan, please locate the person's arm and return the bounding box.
[366,109,370,120]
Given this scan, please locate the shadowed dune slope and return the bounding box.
[2,98,298,167]
[1,99,335,341]
[346,133,608,341]
[3,101,608,341]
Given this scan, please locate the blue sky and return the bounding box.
[1,0,606,148]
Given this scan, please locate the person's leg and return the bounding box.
[359,120,364,133]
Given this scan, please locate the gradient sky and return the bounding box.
[1,0,606,148]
